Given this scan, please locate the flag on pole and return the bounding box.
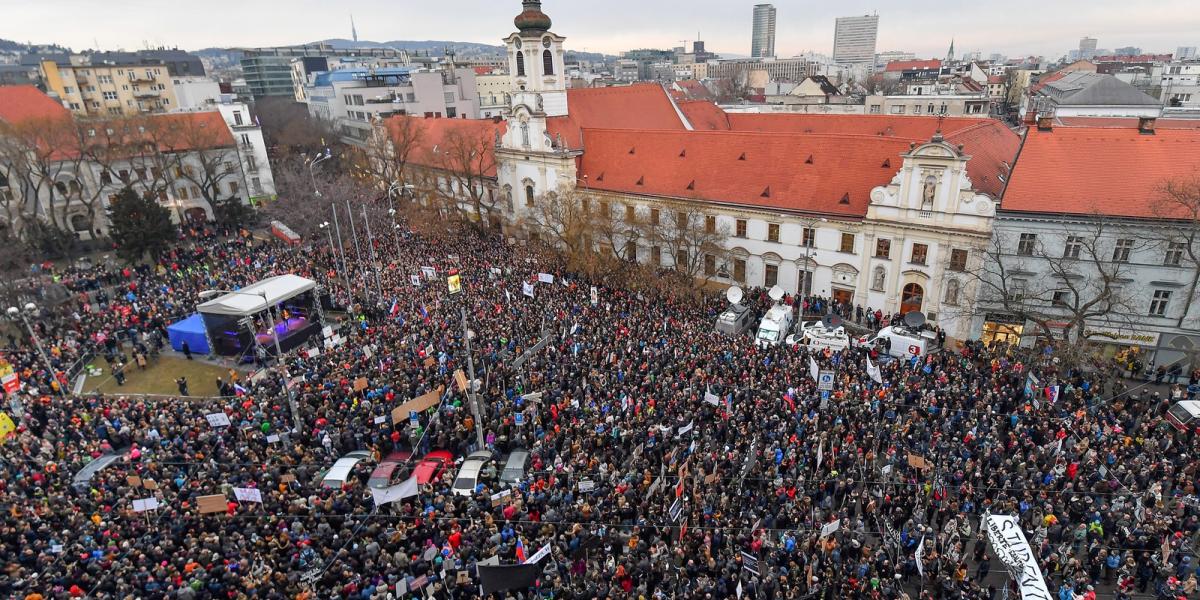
[418,304,429,322]
[866,357,882,384]
[514,537,527,563]
[915,536,926,577]
[816,439,824,469]
[389,298,400,317]
[809,355,820,382]
[233,383,248,396]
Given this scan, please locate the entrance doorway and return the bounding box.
[185,207,208,224]
[832,287,853,305]
[901,283,924,314]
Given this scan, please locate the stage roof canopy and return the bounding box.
[197,274,317,317]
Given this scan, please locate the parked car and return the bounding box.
[368,449,413,489]
[414,450,454,485]
[452,450,494,497]
[321,450,372,489]
[499,449,531,487]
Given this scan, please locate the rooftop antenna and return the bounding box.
[351,12,358,43]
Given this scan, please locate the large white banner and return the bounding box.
[985,515,1052,600]
[371,475,420,507]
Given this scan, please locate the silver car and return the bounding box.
[451,450,493,497]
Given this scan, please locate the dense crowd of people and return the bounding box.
[1,217,1198,600]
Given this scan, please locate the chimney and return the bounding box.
[1037,116,1054,132]
[1138,116,1156,135]
[1023,109,1038,125]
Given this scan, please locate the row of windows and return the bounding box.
[1009,281,1177,318]
[1017,233,1188,266]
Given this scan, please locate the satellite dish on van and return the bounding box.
[822,313,843,330]
[726,286,744,305]
[903,311,927,329]
[768,285,785,302]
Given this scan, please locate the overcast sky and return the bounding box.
[4,0,1198,59]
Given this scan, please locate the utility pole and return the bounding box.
[461,307,485,448]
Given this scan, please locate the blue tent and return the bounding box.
[167,314,209,355]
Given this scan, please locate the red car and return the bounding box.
[414,450,454,485]
[368,449,413,489]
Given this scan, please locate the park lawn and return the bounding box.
[86,354,244,397]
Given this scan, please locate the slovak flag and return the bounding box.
[515,537,527,563]
[389,298,400,318]
[233,384,248,396]
[418,304,429,322]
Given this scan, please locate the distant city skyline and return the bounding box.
[4,0,1198,60]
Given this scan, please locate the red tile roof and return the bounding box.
[546,84,686,149]
[884,59,942,72]
[392,116,505,177]
[677,101,731,131]
[0,85,70,124]
[1002,126,1200,219]
[579,128,912,217]
[724,114,1017,199]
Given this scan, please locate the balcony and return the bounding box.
[133,89,160,99]
[128,74,156,84]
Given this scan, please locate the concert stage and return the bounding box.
[197,275,325,360]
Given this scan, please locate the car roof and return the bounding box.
[323,451,371,484]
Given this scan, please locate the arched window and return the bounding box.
[871,266,887,291]
[55,181,68,195]
[525,185,535,207]
[944,279,960,305]
[516,51,525,77]
[542,50,554,75]
[70,214,90,231]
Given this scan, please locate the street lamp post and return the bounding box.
[387,183,415,263]
[307,149,333,197]
[5,302,68,403]
[460,307,485,449]
[318,221,343,302]
[361,204,384,302]
[799,217,828,319]
[199,289,303,433]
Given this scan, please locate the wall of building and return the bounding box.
[43,59,180,116]
[173,77,222,111]
[865,94,990,117]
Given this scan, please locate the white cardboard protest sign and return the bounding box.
[820,518,841,538]
[537,273,554,284]
[206,412,232,428]
[132,497,160,512]
[233,487,263,503]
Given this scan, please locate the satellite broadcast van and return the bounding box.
[1167,401,1200,432]
[860,312,937,359]
[786,314,851,353]
[716,286,756,336]
[755,286,794,347]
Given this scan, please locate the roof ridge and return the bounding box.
[579,126,924,142]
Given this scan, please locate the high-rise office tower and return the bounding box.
[751,4,777,58]
[833,14,879,67]
[1079,37,1098,60]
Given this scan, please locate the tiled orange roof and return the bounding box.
[884,59,942,72]
[391,116,505,177]
[578,128,918,218]
[548,84,686,149]
[1002,126,1200,219]
[0,85,70,124]
[677,101,731,131]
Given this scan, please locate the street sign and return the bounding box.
[409,411,419,427]
[817,370,835,391]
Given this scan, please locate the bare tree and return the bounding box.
[162,113,243,213]
[955,221,1141,350]
[0,112,89,255]
[434,127,498,226]
[653,204,732,290]
[252,96,333,156]
[1151,171,1200,328]
[349,117,425,191]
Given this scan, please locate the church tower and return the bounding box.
[506,1,567,117]
[501,0,568,154]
